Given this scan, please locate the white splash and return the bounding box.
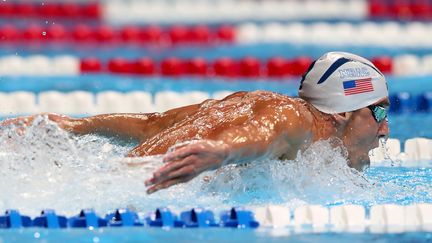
[0,115,425,216]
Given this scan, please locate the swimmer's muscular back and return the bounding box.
[1,91,314,161]
[128,91,315,159]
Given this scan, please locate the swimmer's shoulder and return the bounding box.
[216,90,308,108]
[220,90,285,101]
[248,90,307,106]
[219,90,282,100]
[219,91,249,100]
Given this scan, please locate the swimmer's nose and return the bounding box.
[378,118,389,139]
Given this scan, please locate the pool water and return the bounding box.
[0,82,430,242]
[1,6,432,242]
[1,228,432,243]
[0,116,430,217]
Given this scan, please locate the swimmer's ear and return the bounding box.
[331,112,353,125]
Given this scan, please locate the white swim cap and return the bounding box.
[298,52,388,114]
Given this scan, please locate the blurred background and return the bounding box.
[0,0,431,141]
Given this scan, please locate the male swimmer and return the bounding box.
[2,52,390,194]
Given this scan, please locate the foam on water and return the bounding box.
[0,115,430,216]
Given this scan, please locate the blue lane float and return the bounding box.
[417,92,432,112]
[0,210,32,228]
[390,92,414,113]
[145,207,177,227]
[68,209,107,228]
[177,208,218,228]
[220,207,259,228]
[33,209,68,228]
[106,208,143,227]
[388,91,432,113]
[0,204,431,231]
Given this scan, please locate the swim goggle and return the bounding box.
[367,104,387,123]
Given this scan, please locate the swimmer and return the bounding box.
[1,52,390,194]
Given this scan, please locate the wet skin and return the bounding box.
[1,90,390,194]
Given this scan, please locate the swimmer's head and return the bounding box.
[298,52,388,114]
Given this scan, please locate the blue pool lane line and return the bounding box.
[0,208,259,229]
[0,210,32,228]
[0,205,431,232]
[33,210,68,228]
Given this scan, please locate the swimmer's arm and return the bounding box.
[66,104,200,141]
[0,103,200,141]
[0,113,152,141]
[65,113,160,141]
[145,107,306,193]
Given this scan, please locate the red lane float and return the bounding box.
[188,25,211,43]
[95,25,116,42]
[216,25,236,42]
[0,1,101,19]
[368,0,432,20]
[134,58,156,75]
[80,57,102,73]
[213,57,238,77]
[107,58,130,74]
[187,58,208,76]
[0,25,19,41]
[161,57,185,76]
[46,25,67,41]
[120,26,141,42]
[141,26,163,43]
[286,57,313,76]
[266,57,288,77]
[0,24,235,45]
[22,25,45,41]
[240,57,261,77]
[79,56,321,78]
[72,24,93,42]
[372,56,393,74]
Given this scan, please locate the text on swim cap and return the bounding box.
[338,67,370,79]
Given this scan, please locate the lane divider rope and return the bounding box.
[1,204,431,232]
[1,54,432,77]
[0,91,431,115]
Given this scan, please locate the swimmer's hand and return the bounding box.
[145,140,229,194]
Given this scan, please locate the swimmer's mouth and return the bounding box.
[378,135,388,140]
[374,135,387,148]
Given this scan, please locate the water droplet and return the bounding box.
[45,21,48,24]
[34,232,40,238]
[93,237,100,243]
[42,31,46,36]
[379,137,402,167]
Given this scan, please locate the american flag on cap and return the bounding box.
[343,78,374,96]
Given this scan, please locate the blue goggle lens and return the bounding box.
[368,105,387,123]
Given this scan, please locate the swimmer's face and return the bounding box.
[343,97,390,170]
